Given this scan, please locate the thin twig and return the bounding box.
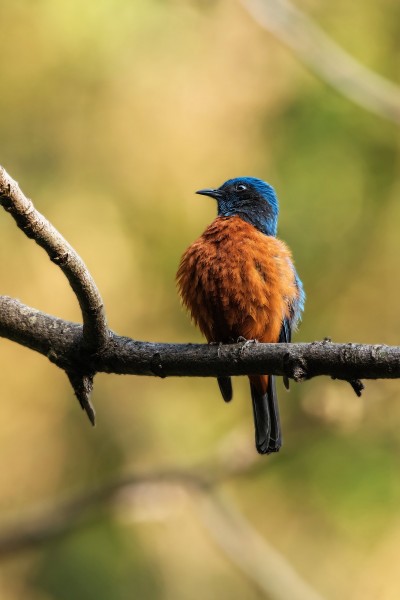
[348,379,365,397]
[332,376,365,397]
[66,371,96,425]
[0,166,109,423]
[241,0,400,124]
[0,166,108,351]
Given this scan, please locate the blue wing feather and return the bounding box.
[279,267,305,390]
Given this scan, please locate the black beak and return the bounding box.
[196,188,223,200]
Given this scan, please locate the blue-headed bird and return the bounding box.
[177,177,305,454]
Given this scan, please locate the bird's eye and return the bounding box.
[236,184,247,192]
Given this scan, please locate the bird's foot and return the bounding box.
[209,340,224,358]
[238,337,259,356]
[237,336,258,345]
[331,375,365,397]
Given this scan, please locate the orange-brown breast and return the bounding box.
[177,216,298,344]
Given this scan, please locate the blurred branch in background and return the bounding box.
[241,0,400,125]
[197,490,325,600]
[0,437,326,600]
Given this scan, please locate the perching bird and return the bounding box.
[176,177,305,454]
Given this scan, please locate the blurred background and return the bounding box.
[0,0,399,598]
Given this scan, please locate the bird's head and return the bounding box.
[196,177,279,236]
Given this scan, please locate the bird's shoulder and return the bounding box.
[180,216,294,264]
[203,216,293,261]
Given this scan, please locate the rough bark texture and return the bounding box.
[0,166,111,422]
[1,296,399,382]
[0,166,108,351]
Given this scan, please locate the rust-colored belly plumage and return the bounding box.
[177,216,298,343]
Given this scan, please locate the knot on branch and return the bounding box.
[0,196,12,210]
[151,352,166,378]
[284,351,308,382]
[349,379,365,397]
[51,252,70,266]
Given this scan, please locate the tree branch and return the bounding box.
[241,0,400,125]
[196,489,326,600]
[0,436,257,557]
[0,445,326,600]
[0,166,110,423]
[1,296,400,384]
[0,166,108,350]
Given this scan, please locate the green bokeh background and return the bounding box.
[1,1,400,598]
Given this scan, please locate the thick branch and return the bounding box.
[0,166,108,352]
[1,296,399,382]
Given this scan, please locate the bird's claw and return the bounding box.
[238,336,258,345]
[209,341,224,358]
[238,337,258,356]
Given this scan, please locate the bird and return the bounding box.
[176,177,305,454]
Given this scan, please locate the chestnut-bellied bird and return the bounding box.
[176,177,305,454]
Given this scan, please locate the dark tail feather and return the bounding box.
[249,375,282,454]
[218,376,233,402]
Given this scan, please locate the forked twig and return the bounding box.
[0,166,109,422]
